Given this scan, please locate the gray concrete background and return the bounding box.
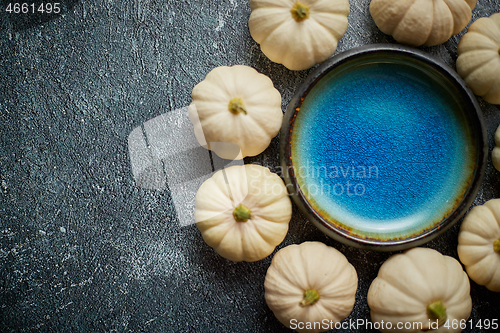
[1,0,500,332]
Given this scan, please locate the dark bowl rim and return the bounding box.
[279,43,488,252]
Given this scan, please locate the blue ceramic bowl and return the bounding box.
[280,44,487,251]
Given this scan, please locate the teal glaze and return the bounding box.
[291,60,476,240]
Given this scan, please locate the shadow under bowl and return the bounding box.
[280,44,487,251]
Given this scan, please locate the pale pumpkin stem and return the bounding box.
[427,301,447,327]
[228,98,247,115]
[494,236,500,253]
[233,204,251,222]
[290,2,310,22]
[299,289,320,307]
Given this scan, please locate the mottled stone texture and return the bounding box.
[1,0,500,332]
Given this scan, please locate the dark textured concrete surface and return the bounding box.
[1,1,500,332]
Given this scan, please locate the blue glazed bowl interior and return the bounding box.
[282,46,486,250]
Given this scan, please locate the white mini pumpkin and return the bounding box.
[457,199,500,292]
[370,0,477,46]
[456,13,500,105]
[264,242,358,333]
[493,125,500,172]
[248,0,350,71]
[191,65,283,159]
[195,164,292,262]
[367,247,472,333]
